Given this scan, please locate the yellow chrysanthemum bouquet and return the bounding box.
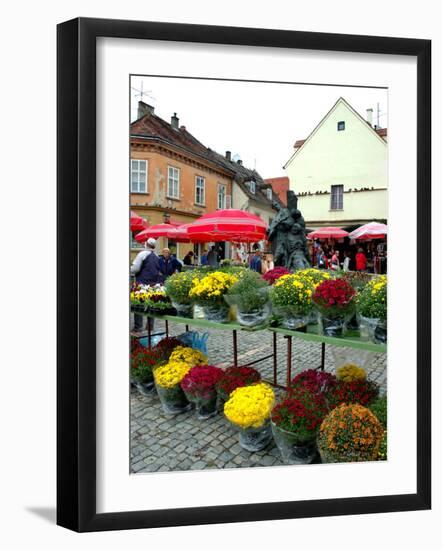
[189,271,239,323]
[269,273,315,330]
[357,275,387,344]
[224,383,275,451]
[153,345,208,415]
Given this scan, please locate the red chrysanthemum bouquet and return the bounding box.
[181,365,224,419]
[312,278,356,337]
[262,266,290,285]
[325,378,380,409]
[215,366,261,402]
[290,369,337,397]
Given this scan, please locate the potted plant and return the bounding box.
[225,270,271,327]
[215,366,262,404]
[357,275,387,344]
[153,360,193,414]
[325,377,379,409]
[130,344,162,395]
[164,271,196,318]
[271,386,328,464]
[296,268,332,324]
[340,271,373,330]
[224,382,275,451]
[189,271,239,322]
[312,278,356,337]
[269,273,315,330]
[181,365,224,419]
[290,369,337,396]
[317,403,384,463]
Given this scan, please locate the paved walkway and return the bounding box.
[130,320,387,473]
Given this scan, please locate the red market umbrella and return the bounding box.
[134,222,180,243]
[130,211,148,232]
[166,223,195,243]
[307,227,349,239]
[348,222,387,241]
[187,209,267,242]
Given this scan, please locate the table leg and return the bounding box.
[286,335,292,388]
[165,320,169,337]
[320,342,326,370]
[273,331,278,386]
[233,330,238,367]
[147,317,152,349]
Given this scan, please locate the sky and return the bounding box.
[130,76,388,180]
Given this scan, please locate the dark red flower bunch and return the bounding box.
[215,366,261,400]
[154,337,182,360]
[312,278,356,313]
[181,365,224,399]
[272,386,329,441]
[326,379,379,409]
[262,266,290,285]
[130,345,164,382]
[290,369,337,397]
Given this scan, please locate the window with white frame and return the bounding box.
[195,176,205,205]
[130,159,147,193]
[266,188,272,201]
[217,183,226,209]
[249,180,256,193]
[167,166,180,199]
[330,185,344,210]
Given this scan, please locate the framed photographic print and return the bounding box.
[57,18,431,532]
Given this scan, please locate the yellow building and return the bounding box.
[283,98,388,230]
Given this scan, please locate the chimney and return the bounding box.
[138,100,154,118]
[366,108,373,127]
[225,151,231,161]
[237,159,242,166]
[171,112,179,129]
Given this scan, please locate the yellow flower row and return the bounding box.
[224,383,275,429]
[189,271,239,301]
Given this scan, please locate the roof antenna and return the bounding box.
[131,81,156,103]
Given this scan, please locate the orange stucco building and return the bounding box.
[130,103,234,260]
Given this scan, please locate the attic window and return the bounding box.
[337,121,345,131]
[249,181,256,194]
[266,188,272,201]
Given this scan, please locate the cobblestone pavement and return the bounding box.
[130,320,387,474]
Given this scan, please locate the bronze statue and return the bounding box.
[267,190,310,271]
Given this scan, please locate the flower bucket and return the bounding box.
[156,384,192,415]
[360,316,387,345]
[238,422,272,452]
[274,306,309,331]
[185,393,218,420]
[319,313,346,337]
[236,303,271,327]
[271,423,317,465]
[171,302,193,318]
[346,312,360,331]
[134,380,156,397]
[202,304,230,323]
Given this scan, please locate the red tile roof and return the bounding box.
[264,177,289,206]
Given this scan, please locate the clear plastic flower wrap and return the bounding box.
[184,392,218,419]
[181,365,224,420]
[318,312,351,337]
[202,304,230,323]
[134,380,156,397]
[271,422,317,464]
[155,384,192,415]
[172,301,193,318]
[331,347,374,377]
[360,316,387,344]
[238,422,273,452]
[273,305,309,331]
[224,290,271,327]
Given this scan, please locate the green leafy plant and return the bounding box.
[369,395,387,428]
[226,269,269,312]
[357,275,387,320]
[164,271,195,304]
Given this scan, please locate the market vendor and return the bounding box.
[130,238,161,333]
[159,247,182,281]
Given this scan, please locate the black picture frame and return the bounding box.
[57,17,431,532]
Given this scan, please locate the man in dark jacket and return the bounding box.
[130,237,161,333]
[159,247,182,282]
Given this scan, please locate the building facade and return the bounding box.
[130,101,276,259]
[283,98,388,230]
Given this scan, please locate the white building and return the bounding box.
[283,97,388,230]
